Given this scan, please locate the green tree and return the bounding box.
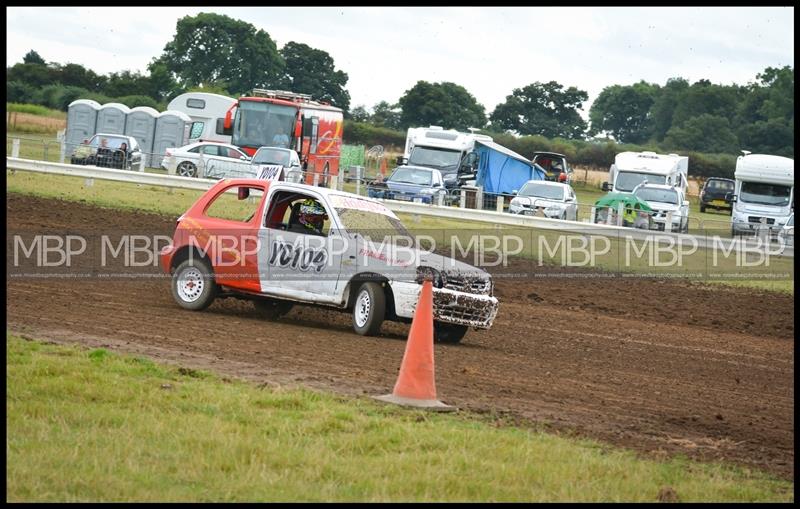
[23,50,46,65]
[649,77,690,141]
[57,63,105,91]
[146,58,181,103]
[663,114,739,154]
[348,105,370,122]
[103,70,152,98]
[280,41,350,110]
[6,62,56,88]
[670,79,743,128]
[157,12,285,96]
[370,101,402,129]
[489,81,588,139]
[398,81,486,130]
[588,81,658,143]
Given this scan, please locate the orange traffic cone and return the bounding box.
[373,280,456,411]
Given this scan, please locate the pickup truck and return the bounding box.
[160,179,499,343]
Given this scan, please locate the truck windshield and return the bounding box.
[634,188,678,205]
[389,168,433,186]
[519,183,564,200]
[408,146,461,170]
[232,101,296,149]
[615,171,667,192]
[740,182,792,206]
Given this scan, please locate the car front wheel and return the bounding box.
[171,258,217,311]
[177,161,198,178]
[352,282,386,336]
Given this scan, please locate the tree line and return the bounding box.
[7,11,793,159]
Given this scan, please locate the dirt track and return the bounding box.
[6,194,795,479]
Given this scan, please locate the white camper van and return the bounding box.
[400,126,493,188]
[730,153,794,236]
[166,92,237,144]
[603,151,689,195]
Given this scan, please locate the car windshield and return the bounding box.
[707,179,734,191]
[519,183,564,200]
[740,182,792,207]
[330,195,410,239]
[89,136,128,150]
[252,148,290,166]
[635,188,678,204]
[407,147,461,170]
[615,171,667,192]
[232,101,296,149]
[389,168,433,186]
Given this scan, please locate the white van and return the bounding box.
[603,151,689,195]
[166,92,237,144]
[730,153,794,236]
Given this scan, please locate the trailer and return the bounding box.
[167,92,237,144]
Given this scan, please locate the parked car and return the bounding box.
[368,166,447,204]
[162,141,251,178]
[70,133,141,171]
[699,177,735,214]
[633,183,690,233]
[508,180,578,220]
[159,180,499,343]
[777,213,794,247]
[531,152,573,184]
[251,146,303,183]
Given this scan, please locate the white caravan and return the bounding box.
[603,151,689,195]
[730,153,794,236]
[166,92,237,144]
[400,126,493,188]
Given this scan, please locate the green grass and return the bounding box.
[7,102,67,118]
[6,170,793,294]
[6,333,793,502]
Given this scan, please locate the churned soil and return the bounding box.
[6,194,794,479]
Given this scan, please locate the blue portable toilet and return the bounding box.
[125,106,159,167]
[96,102,131,135]
[66,99,101,150]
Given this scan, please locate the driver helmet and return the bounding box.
[298,199,327,233]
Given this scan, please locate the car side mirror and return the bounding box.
[511,189,518,195]
[726,193,736,203]
[240,155,248,161]
[237,187,250,200]
[682,200,689,207]
[602,182,611,192]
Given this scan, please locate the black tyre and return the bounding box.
[434,323,469,344]
[171,258,217,311]
[352,282,386,336]
[177,161,198,178]
[253,298,293,320]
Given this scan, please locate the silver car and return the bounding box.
[508,180,579,220]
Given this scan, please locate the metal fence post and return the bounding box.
[355,166,362,196]
[11,138,20,158]
[590,206,596,223]
[436,192,445,207]
[496,195,504,213]
[59,141,66,164]
[330,174,339,190]
[476,186,484,210]
[460,188,466,208]
[665,212,673,233]
[606,206,614,225]
[198,153,205,179]
[313,172,320,186]
[139,158,146,173]
[616,202,624,226]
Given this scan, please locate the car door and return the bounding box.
[259,188,343,304]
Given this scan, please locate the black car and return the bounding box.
[699,177,735,214]
[70,133,142,171]
[531,152,573,184]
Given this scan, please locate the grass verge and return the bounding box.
[6,333,793,502]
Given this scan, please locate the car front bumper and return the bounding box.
[389,281,499,329]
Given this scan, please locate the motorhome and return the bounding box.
[730,153,794,236]
[603,151,689,195]
[400,126,493,189]
[167,92,237,144]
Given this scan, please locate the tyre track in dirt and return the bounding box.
[6,194,794,479]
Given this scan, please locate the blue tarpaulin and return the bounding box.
[474,140,545,194]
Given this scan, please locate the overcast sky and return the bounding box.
[6,6,794,117]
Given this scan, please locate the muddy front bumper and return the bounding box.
[390,282,499,330]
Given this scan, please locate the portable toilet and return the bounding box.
[152,110,192,168]
[96,102,131,135]
[125,106,159,167]
[65,99,101,150]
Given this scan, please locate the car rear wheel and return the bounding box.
[352,282,385,336]
[253,298,293,320]
[434,323,468,344]
[177,161,198,178]
[700,204,706,213]
[171,258,217,311]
